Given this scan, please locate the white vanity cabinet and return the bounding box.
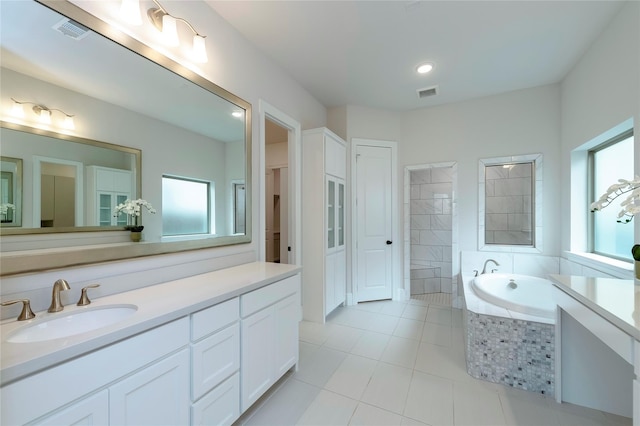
[85,165,133,226]
[4,318,190,426]
[240,274,300,411]
[190,297,241,425]
[302,127,347,323]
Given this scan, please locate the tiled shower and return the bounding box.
[409,166,454,295]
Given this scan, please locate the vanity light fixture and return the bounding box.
[10,98,75,130]
[416,62,434,74]
[146,0,208,63]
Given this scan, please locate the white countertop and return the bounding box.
[0,261,301,386]
[549,275,640,341]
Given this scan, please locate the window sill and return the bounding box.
[563,251,633,279]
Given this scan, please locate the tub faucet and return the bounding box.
[481,259,500,274]
[48,279,71,313]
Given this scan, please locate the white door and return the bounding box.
[356,145,393,302]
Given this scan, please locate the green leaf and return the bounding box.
[632,244,640,261]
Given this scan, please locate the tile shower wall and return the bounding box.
[409,167,453,295]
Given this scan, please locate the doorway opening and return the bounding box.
[404,162,459,307]
[265,118,289,263]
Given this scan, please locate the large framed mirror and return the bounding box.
[0,0,252,275]
[478,153,542,253]
[0,156,23,228]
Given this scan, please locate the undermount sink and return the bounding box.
[6,305,138,343]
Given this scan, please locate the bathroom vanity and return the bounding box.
[1,262,301,425]
[550,275,639,426]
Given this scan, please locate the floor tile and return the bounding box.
[323,324,364,352]
[426,305,452,326]
[403,370,454,426]
[380,336,420,369]
[242,378,321,426]
[296,390,358,426]
[379,301,408,317]
[499,392,559,426]
[400,417,429,426]
[453,381,507,425]
[299,321,332,346]
[348,403,402,426]
[361,362,412,414]
[363,312,400,335]
[401,304,428,321]
[294,344,347,387]
[325,354,378,400]
[353,300,385,313]
[414,341,471,383]
[393,317,424,340]
[350,331,391,360]
[421,322,452,347]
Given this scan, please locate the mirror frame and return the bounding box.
[478,153,542,253]
[0,0,252,276]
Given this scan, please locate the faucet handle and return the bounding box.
[473,270,479,277]
[1,299,36,321]
[77,284,100,306]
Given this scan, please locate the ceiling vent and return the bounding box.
[52,18,91,40]
[417,85,439,99]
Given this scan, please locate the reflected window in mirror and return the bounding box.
[232,182,246,235]
[162,175,212,237]
[0,156,22,227]
[478,154,542,253]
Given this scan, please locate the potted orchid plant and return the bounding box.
[591,176,640,279]
[113,198,156,241]
[0,203,15,223]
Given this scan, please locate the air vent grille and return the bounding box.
[417,85,439,98]
[52,18,90,40]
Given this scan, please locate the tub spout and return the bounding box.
[481,259,499,274]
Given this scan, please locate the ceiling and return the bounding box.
[206,0,626,112]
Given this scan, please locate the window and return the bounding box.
[590,130,634,261]
[162,175,212,236]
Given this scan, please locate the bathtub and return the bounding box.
[463,272,558,395]
[471,273,557,319]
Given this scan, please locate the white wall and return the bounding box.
[0,0,327,319]
[560,0,640,257]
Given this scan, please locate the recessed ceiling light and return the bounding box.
[416,63,434,74]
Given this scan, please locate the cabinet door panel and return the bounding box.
[241,308,275,411]
[325,253,336,314]
[110,350,190,426]
[191,322,240,401]
[334,251,346,308]
[274,295,299,377]
[30,391,108,426]
[191,373,240,426]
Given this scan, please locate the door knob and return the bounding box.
[386,240,392,245]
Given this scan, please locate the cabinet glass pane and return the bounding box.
[115,194,129,226]
[338,183,344,247]
[99,193,112,226]
[327,180,335,249]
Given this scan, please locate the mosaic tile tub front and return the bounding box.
[465,310,555,396]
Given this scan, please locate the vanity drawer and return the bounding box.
[191,297,239,341]
[191,322,240,401]
[241,275,300,317]
[191,373,240,426]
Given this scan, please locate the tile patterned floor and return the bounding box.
[234,297,632,426]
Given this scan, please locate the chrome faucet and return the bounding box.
[481,259,500,274]
[48,279,71,313]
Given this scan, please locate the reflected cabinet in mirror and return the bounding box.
[478,154,542,253]
[0,0,252,275]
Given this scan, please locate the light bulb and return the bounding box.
[11,101,24,118]
[162,14,179,46]
[63,115,75,130]
[416,63,434,74]
[120,0,142,26]
[39,109,52,125]
[193,35,207,63]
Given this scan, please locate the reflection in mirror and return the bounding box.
[478,154,542,253]
[0,156,22,227]
[1,123,141,230]
[0,0,251,275]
